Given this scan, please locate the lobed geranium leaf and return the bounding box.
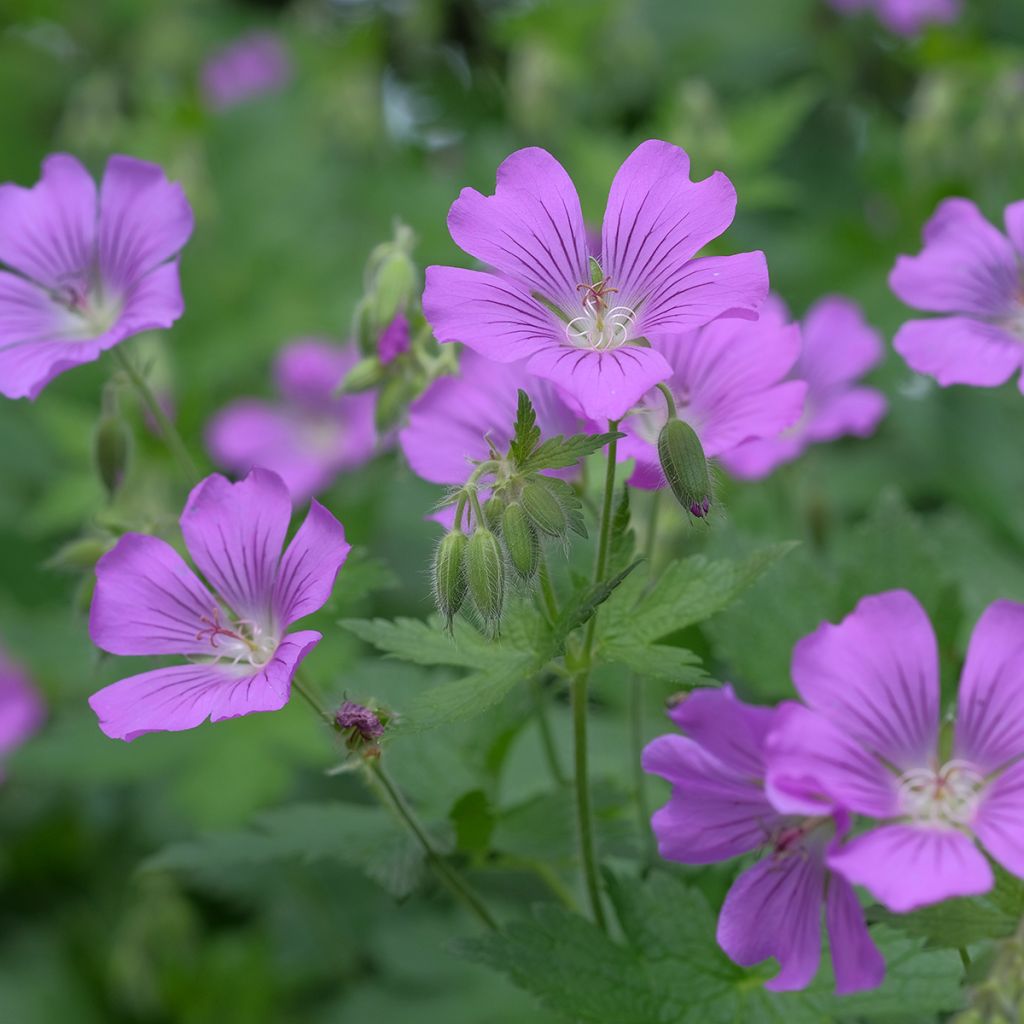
[519,431,623,473]
[509,389,542,466]
[599,641,706,687]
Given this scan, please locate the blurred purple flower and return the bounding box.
[88,469,349,741]
[206,339,378,505]
[201,31,291,112]
[0,648,44,779]
[617,298,806,489]
[423,141,768,422]
[723,295,887,479]
[829,0,959,35]
[644,686,884,993]
[890,198,1024,392]
[0,154,193,399]
[767,590,1024,912]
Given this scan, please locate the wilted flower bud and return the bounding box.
[521,479,567,537]
[94,410,131,498]
[465,526,505,631]
[658,418,712,519]
[433,529,468,630]
[339,356,383,394]
[501,500,539,581]
[335,700,386,758]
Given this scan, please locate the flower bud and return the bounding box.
[481,495,504,532]
[372,250,417,328]
[335,700,386,758]
[338,356,383,395]
[465,526,505,631]
[657,419,712,519]
[374,375,409,432]
[46,536,112,573]
[94,413,131,498]
[521,479,567,537]
[433,529,468,630]
[501,501,539,581]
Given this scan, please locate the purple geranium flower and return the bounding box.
[423,141,768,423]
[644,686,884,993]
[0,648,44,779]
[201,31,291,112]
[88,469,349,741]
[616,297,806,489]
[767,590,1024,913]
[0,154,193,399]
[890,198,1024,392]
[206,339,378,505]
[723,295,887,479]
[829,0,959,35]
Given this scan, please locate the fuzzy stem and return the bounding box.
[655,381,677,420]
[537,550,559,622]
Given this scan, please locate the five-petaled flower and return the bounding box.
[0,154,193,399]
[88,469,349,741]
[423,140,768,422]
[890,198,1024,393]
[644,686,885,993]
[201,31,292,112]
[828,0,960,36]
[0,646,45,781]
[767,590,1024,912]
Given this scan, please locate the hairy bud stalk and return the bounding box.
[658,419,712,519]
[433,529,468,630]
[502,501,540,581]
[465,527,505,631]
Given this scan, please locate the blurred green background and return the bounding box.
[2,0,1024,1020]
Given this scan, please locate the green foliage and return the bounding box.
[509,390,542,468]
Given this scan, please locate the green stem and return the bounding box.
[537,551,559,623]
[112,346,199,482]
[958,946,971,970]
[644,489,662,566]
[655,381,677,420]
[570,421,620,932]
[532,675,566,787]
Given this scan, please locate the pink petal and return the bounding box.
[180,470,292,624]
[116,260,186,335]
[719,434,805,481]
[525,344,671,422]
[88,629,320,741]
[98,155,194,291]
[446,147,588,307]
[972,761,1024,877]
[799,296,884,394]
[827,825,993,912]
[826,876,885,995]
[272,500,350,627]
[804,388,887,444]
[89,533,220,657]
[0,154,96,289]
[1004,200,1024,259]
[893,317,1022,389]
[791,590,940,771]
[954,599,1024,773]
[423,265,558,363]
[0,654,44,757]
[274,339,354,407]
[378,313,410,365]
[717,853,826,992]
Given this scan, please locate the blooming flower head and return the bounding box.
[616,297,806,489]
[88,469,349,741]
[423,141,769,423]
[0,154,193,399]
[0,648,44,779]
[767,590,1024,913]
[206,339,378,504]
[644,686,884,993]
[201,31,291,111]
[829,0,960,35]
[890,198,1024,393]
[723,295,887,479]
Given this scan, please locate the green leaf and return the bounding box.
[341,616,497,670]
[509,389,542,466]
[554,558,644,644]
[449,789,496,857]
[599,641,706,686]
[519,431,622,473]
[608,486,636,574]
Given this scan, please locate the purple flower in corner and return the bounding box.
[617,297,807,489]
[88,469,350,741]
[723,295,887,479]
[890,198,1024,392]
[644,686,884,993]
[0,154,193,399]
[829,0,959,35]
[767,590,1024,913]
[423,141,769,423]
[201,31,291,112]
[0,648,44,779]
[206,339,378,505]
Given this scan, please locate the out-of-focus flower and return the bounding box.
[768,591,1024,912]
[828,0,959,36]
[0,648,44,779]
[201,31,291,112]
[723,296,886,479]
[890,199,1024,393]
[644,686,884,993]
[88,470,349,741]
[206,340,378,505]
[423,141,768,422]
[0,154,193,399]
[618,298,806,489]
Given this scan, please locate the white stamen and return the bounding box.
[897,760,985,826]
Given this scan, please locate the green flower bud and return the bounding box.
[354,296,378,356]
[658,419,711,519]
[374,375,409,432]
[521,479,567,537]
[95,413,131,498]
[465,526,505,631]
[501,501,539,581]
[372,250,417,329]
[338,356,383,395]
[433,529,468,630]
[481,495,504,532]
[46,536,112,573]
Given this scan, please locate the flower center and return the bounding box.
[52,272,122,338]
[767,816,831,863]
[195,607,278,668]
[566,277,636,351]
[898,760,985,826]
